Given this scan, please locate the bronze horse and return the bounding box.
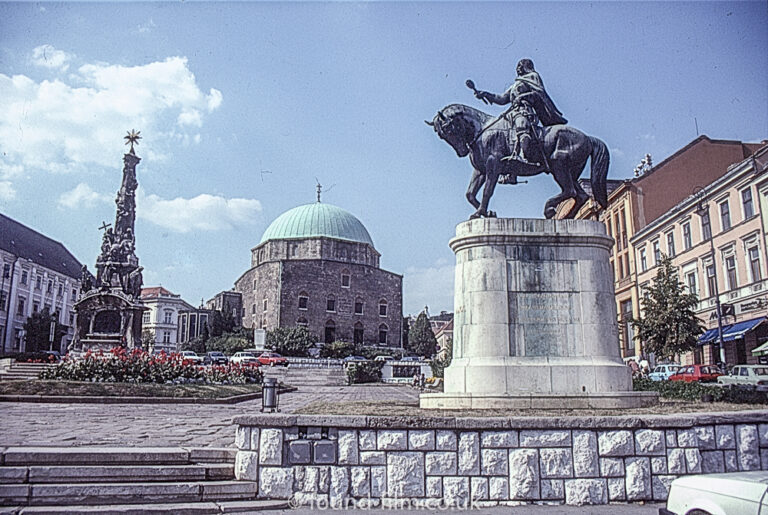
[427,103,609,219]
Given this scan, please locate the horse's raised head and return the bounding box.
[427,106,473,157]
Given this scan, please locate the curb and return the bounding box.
[0,386,297,405]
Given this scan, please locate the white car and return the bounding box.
[662,471,768,515]
[230,351,259,365]
[717,365,768,391]
[648,363,680,381]
[179,350,203,364]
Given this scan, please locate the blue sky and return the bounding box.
[1,1,766,316]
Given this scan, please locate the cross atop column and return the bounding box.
[98,221,112,232]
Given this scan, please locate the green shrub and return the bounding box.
[1,352,57,363]
[356,346,404,360]
[346,360,384,384]
[633,377,768,404]
[320,341,356,359]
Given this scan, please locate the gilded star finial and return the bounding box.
[124,129,142,155]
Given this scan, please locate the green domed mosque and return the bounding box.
[235,201,402,348]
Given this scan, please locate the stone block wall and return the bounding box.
[233,412,768,507]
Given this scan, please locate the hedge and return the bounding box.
[633,377,768,404]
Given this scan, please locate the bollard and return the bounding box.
[261,377,280,413]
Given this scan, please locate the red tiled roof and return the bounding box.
[140,286,176,299]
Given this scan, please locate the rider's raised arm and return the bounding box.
[477,88,511,106]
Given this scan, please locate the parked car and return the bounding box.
[717,365,768,391]
[43,351,62,362]
[374,355,394,361]
[343,355,368,362]
[203,351,229,366]
[648,363,680,381]
[661,470,768,515]
[400,356,421,362]
[669,364,723,383]
[258,352,289,367]
[230,352,259,366]
[179,350,204,364]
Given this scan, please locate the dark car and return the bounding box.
[204,351,229,365]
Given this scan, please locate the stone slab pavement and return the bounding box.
[0,385,420,448]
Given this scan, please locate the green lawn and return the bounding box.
[0,380,261,399]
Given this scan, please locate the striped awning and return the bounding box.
[721,317,766,342]
[752,341,768,357]
[697,327,722,345]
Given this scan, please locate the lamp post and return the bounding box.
[694,187,727,366]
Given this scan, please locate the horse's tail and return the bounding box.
[588,136,610,209]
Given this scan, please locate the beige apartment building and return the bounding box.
[559,136,764,359]
[632,144,768,366]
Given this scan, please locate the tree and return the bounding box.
[140,329,156,349]
[407,312,438,358]
[206,328,253,355]
[402,316,410,350]
[320,340,356,358]
[266,326,317,357]
[23,309,68,353]
[631,255,704,360]
[210,306,238,338]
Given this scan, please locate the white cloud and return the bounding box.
[0,181,16,202]
[0,54,223,185]
[137,18,156,33]
[31,45,72,71]
[403,262,454,316]
[58,183,112,209]
[137,189,262,232]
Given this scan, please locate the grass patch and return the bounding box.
[294,398,767,418]
[0,380,261,399]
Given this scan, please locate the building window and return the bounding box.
[354,322,364,345]
[16,297,25,317]
[297,317,308,327]
[378,324,388,345]
[163,310,173,324]
[251,304,257,314]
[706,263,717,298]
[58,284,63,297]
[354,298,364,315]
[69,312,75,325]
[325,320,336,344]
[35,276,41,290]
[613,213,621,250]
[0,291,6,311]
[742,188,754,219]
[253,279,257,290]
[162,331,171,343]
[701,211,712,241]
[686,271,698,296]
[32,302,39,313]
[263,299,268,312]
[724,255,737,290]
[620,209,629,249]
[748,246,762,282]
[326,295,336,312]
[142,312,151,324]
[639,248,647,272]
[719,201,731,232]
[71,289,77,300]
[652,240,661,265]
[620,300,633,354]
[2,263,9,279]
[617,255,625,279]
[298,292,308,310]
[20,271,27,285]
[47,280,52,294]
[379,299,388,317]
[666,231,675,258]
[341,270,351,288]
[682,222,692,251]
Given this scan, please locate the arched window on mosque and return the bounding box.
[354,322,364,345]
[325,320,336,344]
[378,323,388,345]
[326,294,336,313]
[379,299,388,317]
[251,304,257,314]
[298,292,308,310]
[354,297,364,315]
[297,317,308,328]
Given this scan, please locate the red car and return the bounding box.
[258,352,289,367]
[669,364,723,383]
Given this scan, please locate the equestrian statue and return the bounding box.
[427,59,609,220]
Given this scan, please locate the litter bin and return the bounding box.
[261,377,279,413]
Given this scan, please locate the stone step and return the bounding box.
[1,447,235,467]
[12,499,289,514]
[2,480,258,506]
[0,463,234,484]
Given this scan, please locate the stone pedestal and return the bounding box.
[420,218,656,409]
[71,289,146,353]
